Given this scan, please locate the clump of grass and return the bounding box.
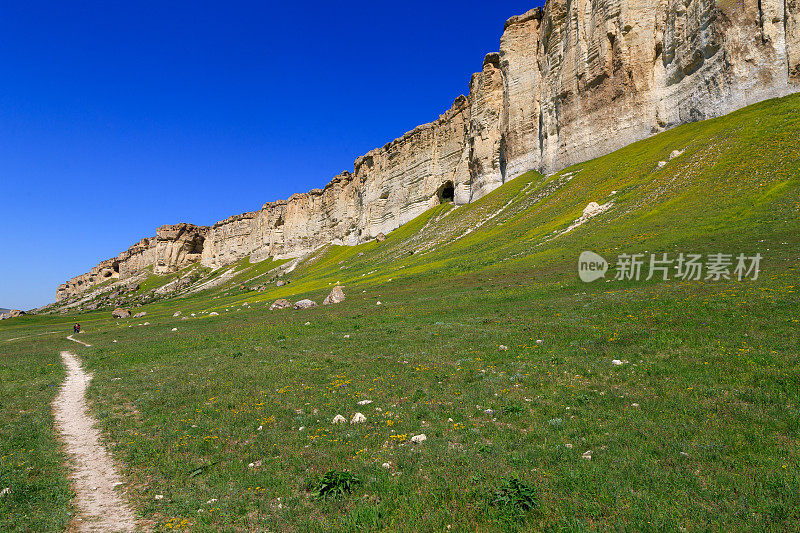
[314,470,362,499]
[491,477,539,519]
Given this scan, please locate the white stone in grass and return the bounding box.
[410,434,427,444]
[499,345,508,351]
[299,426,305,431]
[565,443,573,449]
[351,412,367,424]
[582,450,592,460]
[143,322,150,326]
[191,313,196,317]
[112,340,118,343]
[536,339,543,345]
[631,403,640,408]
[0,487,10,497]
[611,359,623,366]
[376,301,382,306]
[357,400,373,406]
[173,311,181,317]
[155,494,164,500]
[257,425,263,431]
[171,328,178,332]
[209,312,219,317]
[332,414,346,424]
[382,462,391,470]
[305,322,311,326]
[181,317,188,320]
[206,498,217,504]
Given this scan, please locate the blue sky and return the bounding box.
[0,0,541,309]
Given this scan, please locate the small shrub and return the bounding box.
[314,470,362,499]
[491,477,539,517]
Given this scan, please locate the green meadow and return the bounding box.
[1,94,799,531]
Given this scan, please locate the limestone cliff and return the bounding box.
[56,0,799,301]
[57,224,208,301]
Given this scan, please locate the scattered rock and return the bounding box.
[582,450,592,460]
[323,286,346,305]
[276,280,287,287]
[343,334,350,339]
[112,308,131,319]
[209,312,219,317]
[631,403,640,408]
[270,299,292,310]
[357,400,373,406]
[133,312,147,319]
[181,317,188,321]
[410,434,427,444]
[499,345,508,351]
[332,414,346,424]
[350,412,366,424]
[171,328,178,332]
[143,322,150,326]
[376,233,387,242]
[304,321,311,325]
[669,149,685,160]
[611,359,623,366]
[382,462,391,470]
[565,443,573,449]
[173,311,181,317]
[293,299,318,310]
[0,487,10,498]
[657,161,667,168]
[536,339,543,345]
[155,494,164,500]
[376,301,382,306]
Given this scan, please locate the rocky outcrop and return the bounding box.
[56,1,799,302]
[0,309,26,320]
[323,286,346,305]
[57,223,208,301]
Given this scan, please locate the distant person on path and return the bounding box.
[73,323,81,334]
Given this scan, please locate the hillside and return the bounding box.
[2,94,798,531]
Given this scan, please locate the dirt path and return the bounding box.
[67,334,92,347]
[53,351,139,532]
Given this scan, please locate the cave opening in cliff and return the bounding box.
[112,261,120,274]
[438,181,455,204]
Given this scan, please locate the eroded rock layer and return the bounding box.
[56,0,799,301]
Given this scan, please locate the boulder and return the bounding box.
[276,280,287,287]
[376,233,387,242]
[133,311,147,319]
[269,299,292,310]
[173,311,181,317]
[112,308,131,319]
[323,286,346,305]
[293,299,318,310]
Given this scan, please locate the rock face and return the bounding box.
[56,1,799,302]
[323,286,346,305]
[57,223,208,302]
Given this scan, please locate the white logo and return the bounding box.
[578,251,608,282]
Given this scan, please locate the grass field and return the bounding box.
[1,94,799,531]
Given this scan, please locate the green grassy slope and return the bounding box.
[2,94,799,531]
